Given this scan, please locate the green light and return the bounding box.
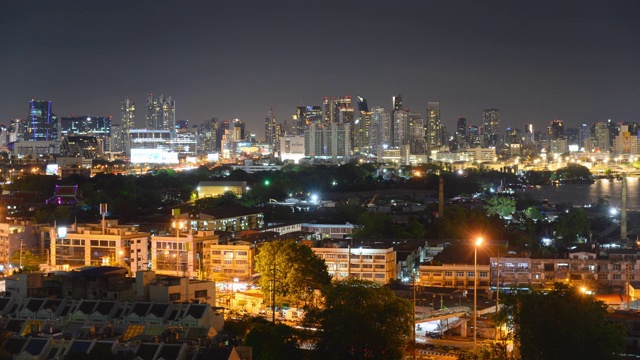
[264,179,270,186]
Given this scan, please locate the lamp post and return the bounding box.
[474,237,483,350]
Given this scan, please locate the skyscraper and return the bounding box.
[354,96,371,153]
[483,108,500,146]
[295,106,323,134]
[393,109,409,147]
[145,94,175,130]
[426,102,444,149]
[26,100,58,141]
[369,107,391,153]
[392,94,403,111]
[119,97,136,153]
[456,117,467,137]
[548,119,564,140]
[332,96,353,125]
[265,108,278,148]
[409,112,425,154]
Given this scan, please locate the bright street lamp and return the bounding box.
[474,237,483,350]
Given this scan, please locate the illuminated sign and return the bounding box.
[57,227,67,238]
[46,164,59,175]
[130,149,179,164]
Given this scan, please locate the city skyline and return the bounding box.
[1,0,638,138]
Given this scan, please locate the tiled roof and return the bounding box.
[130,303,152,317]
[25,298,45,312]
[68,340,92,354]
[185,304,207,319]
[157,344,182,360]
[94,301,115,315]
[136,343,160,360]
[24,338,48,355]
[2,337,27,355]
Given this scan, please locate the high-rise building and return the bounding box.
[119,97,136,153]
[218,119,245,158]
[524,124,535,145]
[295,106,322,134]
[322,97,330,124]
[425,102,444,149]
[304,122,351,163]
[26,100,58,141]
[354,96,371,153]
[265,108,277,146]
[579,124,590,149]
[60,116,111,136]
[483,108,500,146]
[392,94,403,111]
[145,94,175,130]
[333,96,353,125]
[60,115,112,152]
[409,112,425,154]
[548,119,564,140]
[456,117,467,136]
[393,109,409,147]
[369,107,391,153]
[593,121,611,153]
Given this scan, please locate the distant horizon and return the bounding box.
[2,0,638,139]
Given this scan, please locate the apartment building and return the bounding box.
[180,207,264,233]
[150,230,219,279]
[419,263,491,293]
[45,221,150,273]
[312,246,396,283]
[201,241,255,284]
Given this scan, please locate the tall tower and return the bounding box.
[332,96,353,124]
[120,97,136,153]
[145,94,175,130]
[392,94,403,111]
[145,93,159,129]
[483,108,500,146]
[354,96,371,153]
[409,112,425,154]
[426,102,443,149]
[322,97,330,124]
[548,119,565,140]
[26,100,58,141]
[393,109,409,147]
[369,107,391,153]
[265,108,277,146]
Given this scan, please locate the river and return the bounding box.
[516,177,640,210]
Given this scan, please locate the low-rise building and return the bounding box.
[44,220,150,273]
[312,246,396,283]
[181,207,264,234]
[150,230,219,279]
[419,263,491,293]
[202,240,255,284]
[196,181,247,198]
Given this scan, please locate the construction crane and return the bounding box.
[366,193,378,208]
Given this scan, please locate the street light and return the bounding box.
[474,237,483,350]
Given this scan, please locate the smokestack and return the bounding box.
[621,174,627,240]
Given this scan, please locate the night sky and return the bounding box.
[2,0,638,138]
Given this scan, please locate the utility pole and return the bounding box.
[272,254,277,323]
[496,248,500,340]
[19,239,23,270]
[413,275,417,360]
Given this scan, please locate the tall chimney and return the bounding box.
[621,174,628,240]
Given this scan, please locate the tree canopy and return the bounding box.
[254,240,331,309]
[553,207,590,246]
[303,279,413,360]
[497,283,625,360]
[485,196,516,218]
